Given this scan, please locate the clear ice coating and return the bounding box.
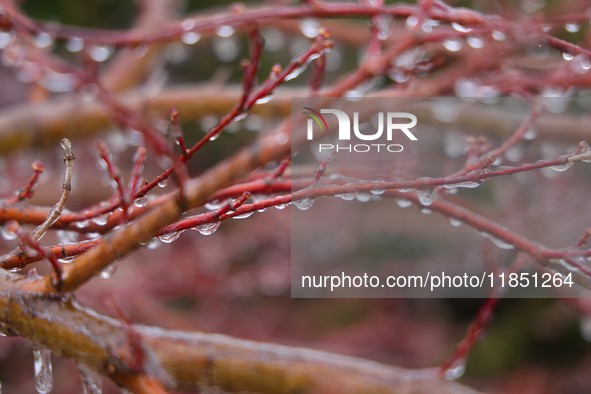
[33,347,53,394]
[100,260,119,279]
[78,365,102,394]
[158,230,183,243]
[549,161,574,172]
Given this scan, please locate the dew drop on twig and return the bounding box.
[444,359,466,380]
[491,31,506,41]
[158,178,168,188]
[78,365,102,394]
[193,222,221,235]
[299,18,320,38]
[0,225,16,240]
[466,35,484,49]
[88,45,114,62]
[65,37,84,53]
[565,23,580,33]
[549,161,574,172]
[134,197,147,207]
[481,232,515,250]
[146,237,161,250]
[159,231,183,243]
[91,214,110,226]
[75,219,90,229]
[395,199,412,208]
[449,218,462,227]
[451,22,472,33]
[416,188,434,206]
[33,346,53,394]
[34,32,54,48]
[293,198,315,210]
[233,211,254,219]
[57,230,79,243]
[181,32,200,45]
[443,38,462,52]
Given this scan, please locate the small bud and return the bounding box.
[170,108,179,123]
[32,160,45,172]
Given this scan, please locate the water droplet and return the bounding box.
[158,178,168,188]
[146,237,160,249]
[255,93,274,105]
[0,225,16,240]
[34,32,54,48]
[451,22,472,33]
[523,128,537,140]
[134,197,147,207]
[212,36,240,62]
[100,260,119,278]
[562,52,574,61]
[299,18,320,38]
[395,199,412,208]
[233,211,254,219]
[371,189,385,195]
[181,19,195,31]
[481,232,515,250]
[209,134,219,141]
[193,222,221,235]
[449,218,462,227]
[274,203,289,210]
[57,230,79,243]
[65,37,84,53]
[375,15,393,40]
[88,45,114,62]
[159,231,182,243]
[549,161,574,171]
[216,25,235,37]
[336,191,357,201]
[442,180,480,189]
[181,32,201,45]
[405,15,418,29]
[0,31,13,49]
[491,31,506,41]
[444,359,466,380]
[78,365,102,394]
[75,219,90,229]
[33,347,53,394]
[422,22,432,33]
[565,23,580,33]
[417,188,434,206]
[293,197,314,210]
[91,213,109,226]
[388,69,408,83]
[285,57,314,81]
[466,35,484,49]
[40,71,78,93]
[421,208,433,214]
[355,194,371,202]
[204,200,227,210]
[443,38,462,52]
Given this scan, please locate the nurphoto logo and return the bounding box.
[303,107,418,153]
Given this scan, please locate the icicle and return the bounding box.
[33,346,53,394]
[78,365,102,394]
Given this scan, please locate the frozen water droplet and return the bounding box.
[233,211,254,219]
[442,180,480,189]
[395,199,412,208]
[388,69,407,83]
[146,237,161,249]
[75,219,90,229]
[492,31,506,41]
[449,218,462,227]
[134,197,147,207]
[0,225,16,240]
[549,161,574,172]
[57,230,79,243]
[466,35,484,49]
[375,15,393,40]
[565,23,580,33]
[336,191,357,201]
[65,37,84,53]
[91,213,109,226]
[481,232,515,250]
[274,203,289,210]
[159,231,182,243]
[78,365,102,394]
[421,208,433,214]
[562,52,574,61]
[371,189,385,195]
[299,18,320,38]
[285,57,314,81]
[193,222,221,235]
[451,22,472,33]
[422,22,432,33]
[443,39,462,52]
[158,178,168,188]
[444,359,466,380]
[88,45,114,62]
[405,15,418,29]
[181,32,201,45]
[416,188,434,206]
[100,260,119,278]
[209,134,219,141]
[293,198,314,210]
[33,347,52,394]
[216,25,235,37]
[41,71,78,93]
[34,32,54,48]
